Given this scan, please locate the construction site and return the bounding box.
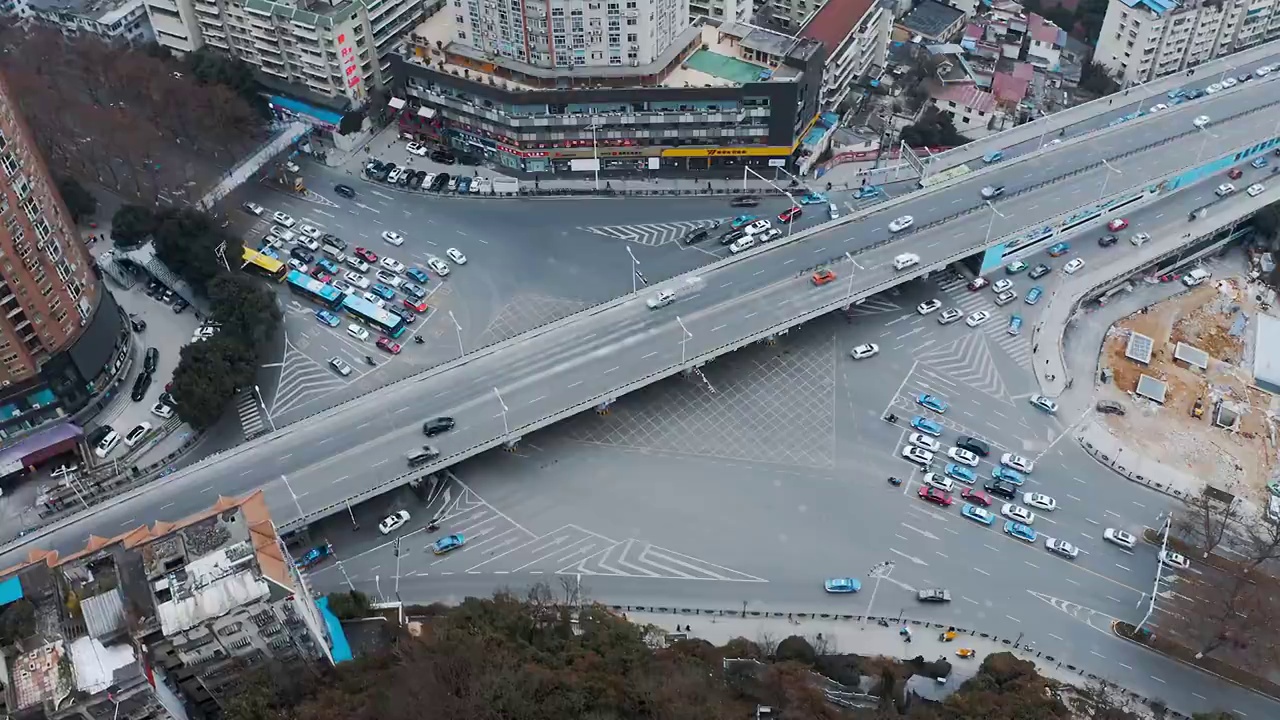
[1093,274,1278,501]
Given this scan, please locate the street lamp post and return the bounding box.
[864,560,895,619]
[1098,158,1121,202]
[1195,127,1217,164]
[493,387,509,436]
[280,474,306,519]
[214,241,231,273]
[253,385,276,432]
[448,310,464,356]
[344,498,358,530]
[844,250,862,304]
[626,245,640,295]
[676,315,692,364]
[1137,514,1173,637]
[785,195,799,237]
[984,201,1007,245]
[587,121,601,191]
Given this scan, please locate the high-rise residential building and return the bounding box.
[0,74,129,441]
[689,0,751,24]
[798,0,893,112]
[0,491,334,719]
[1096,0,1280,86]
[4,0,155,45]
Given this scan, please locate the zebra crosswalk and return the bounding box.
[234,388,268,440]
[579,218,728,246]
[934,272,1033,368]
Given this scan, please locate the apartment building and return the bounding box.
[767,0,821,31]
[0,75,129,441]
[689,0,750,24]
[1096,0,1280,85]
[798,0,893,112]
[393,14,826,173]
[0,491,333,719]
[6,0,154,45]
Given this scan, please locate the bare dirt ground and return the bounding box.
[1094,277,1276,499]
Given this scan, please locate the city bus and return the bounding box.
[285,270,344,310]
[242,248,287,281]
[341,293,406,338]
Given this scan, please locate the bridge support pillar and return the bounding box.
[502,437,522,452]
[595,399,614,416]
[764,334,778,346]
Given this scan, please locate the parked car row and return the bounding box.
[365,159,491,195]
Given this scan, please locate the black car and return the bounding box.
[172,299,188,314]
[409,171,425,190]
[720,229,746,245]
[389,305,416,323]
[423,416,455,436]
[683,228,710,245]
[917,588,952,603]
[397,170,412,187]
[159,391,177,408]
[334,184,356,198]
[379,162,397,181]
[730,196,759,208]
[1098,234,1118,247]
[430,151,456,165]
[321,234,347,251]
[1096,400,1126,416]
[131,371,152,402]
[430,173,450,192]
[984,481,1017,500]
[456,154,480,166]
[407,445,440,467]
[956,436,989,457]
[1028,263,1051,279]
[87,425,114,446]
[290,247,314,263]
[130,318,146,332]
[144,347,159,374]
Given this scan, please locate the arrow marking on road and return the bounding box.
[888,548,929,566]
[901,522,940,541]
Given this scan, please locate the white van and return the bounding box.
[322,245,346,264]
[94,430,121,459]
[1183,268,1211,287]
[729,236,756,254]
[893,253,920,271]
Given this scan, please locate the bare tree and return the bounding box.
[1238,516,1280,572]
[1166,568,1280,665]
[1173,490,1242,558]
[1066,676,1140,719]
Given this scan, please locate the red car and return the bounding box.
[1228,168,1243,180]
[354,247,378,263]
[376,337,402,355]
[312,272,332,284]
[918,486,953,507]
[404,298,429,313]
[779,206,803,223]
[811,269,836,286]
[967,277,989,291]
[961,488,993,506]
[1106,218,1128,232]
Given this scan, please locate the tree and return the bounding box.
[1172,490,1242,558]
[1164,568,1280,664]
[900,106,969,148]
[152,207,242,291]
[169,335,256,430]
[1080,61,1121,97]
[1067,677,1141,719]
[0,599,36,645]
[184,49,269,119]
[339,110,365,136]
[56,176,97,223]
[774,635,816,665]
[208,274,282,347]
[325,590,371,620]
[110,204,157,248]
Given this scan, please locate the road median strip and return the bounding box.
[1111,620,1280,701]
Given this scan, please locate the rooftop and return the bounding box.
[1117,0,1179,14]
[798,0,879,55]
[25,0,141,23]
[931,82,998,113]
[1027,13,1065,45]
[243,0,358,29]
[992,69,1030,104]
[899,1,966,41]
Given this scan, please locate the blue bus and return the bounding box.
[341,293,406,338]
[285,270,344,310]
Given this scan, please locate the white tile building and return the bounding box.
[6,0,154,44]
[798,0,893,112]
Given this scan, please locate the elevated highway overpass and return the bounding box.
[6,76,1280,564]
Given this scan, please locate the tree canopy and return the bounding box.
[110,204,158,248]
[169,335,256,430]
[208,273,282,347]
[56,176,97,223]
[152,207,243,291]
[900,107,969,148]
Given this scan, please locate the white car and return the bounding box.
[243,202,264,216]
[268,225,296,243]
[298,224,322,241]
[1193,114,1211,128]
[1222,77,1238,88]
[379,510,411,535]
[1001,503,1036,525]
[888,215,914,233]
[361,292,385,308]
[347,324,369,341]
[909,433,941,452]
[1148,103,1168,112]
[917,299,941,315]
[1023,492,1057,512]
[1104,528,1136,550]
[923,473,954,492]
[386,168,403,184]
[1063,258,1085,274]
[729,236,756,254]
[329,357,353,376]
[938,308,963,325]
[123,422,152,448]
[375,269,402,287]
[992,279,1013,294]
[850,343,879,359]
[406,141,428,156]
[1130,232,1150,246]
[1046,538,1079,559]
[965,310,991,327]
[1248,183,1266,197]
[471,177,490,194]
[1029,395,1058,414]
[947,447,979,467]
[1258,65,1273,77]
[743,219,771,235]
[344,271,370,289]
[1000,453,1034,473]
[1216,183,1235,197]
[332,279,352,294]
[298,237,320,252]
[380,257,406,274]
[192,326,218,341]
[381,230,405,246]
[1161,550,1190,569]
[272,211,295,227]
[646,289,675,309]
[1205,84,1223,94]
[447,247,468,264]
[893,253,920,270]
[346,257,370,273]
[288,259,308,274]
[901,446,934,466]
[760,228,784,243]
[427,257,451,276]
[150,402,174,420]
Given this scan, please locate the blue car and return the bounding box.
[991,466,1025,485]
[407,267,430,283]
[916,393,948,413]
[1253,157,1269,169]
[456,176,472,193]
[316,257,339,274]
[730,215,757,229]
[799,193,827,205]
[259,246,280,259]
[962,504,996,526]
[854,186,880,200]
[432,533,466,555]
[824,577,862,593]
[404,282,427,299]
[1167,88,1187,100]
[295,543,333,569]
[1048,242,1070,257]
[371,283,396,301]
[911,416,943,436]
[944,463,977,484]
[1007,315,1023,336]
[1004,521,1037,543]
[982,150,1004,163]
[314,309,340,327]
[1024,286,1043,305]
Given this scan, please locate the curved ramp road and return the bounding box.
[5,83,1280,565]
